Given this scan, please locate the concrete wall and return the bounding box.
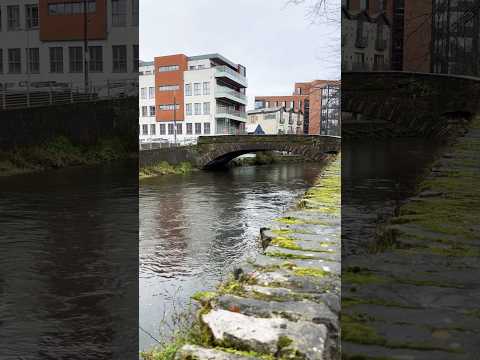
[0,97,138,149]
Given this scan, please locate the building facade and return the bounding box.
[0,0,139,93]
[341,2,392,72]
[139,53,247,144]
[254,80,340,135]
[247,107,304,135]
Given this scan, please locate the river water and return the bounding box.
[0,161,139,360]
[139,162,327,351]
[342,139,444,257]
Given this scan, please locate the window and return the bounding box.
[189,65,196,70]
[176,123,183,135]
[149,106,156,117]
[8,49,21,74]
[185,83,192,96]
[159,104,180,111]
[186,123,193,134]
[203,102,210,115]
[150,124,156,135]
[133,45,139,72]
[168,124,174,135]
[195,123,202,134]
[194,103,201,115]
[112,45,127,72]
[7,6,20,30]
[0,50,3,74]
[198,64,205,69]
[49,47,64,73]
[26,4,39,28]
[360,0,369,10]
[298,100,302,109]
[89,46,103,72]
[203,82,210,95]
[148,87,154,99]
[140,88,146,99]
[290,101,294,109]
[159,65,179,72]
[204,123,211,134]
[48,1,96,15]
[186,103,192,115]
[142,124,148,135]
[159,85,179,92]
[159,124,166,135]
[26,48,40,74]
[69,47,83,73]
[265,101,270,107]
[132,0,139,26]
[141,106,148,117]
[194,83,201,96]
[112,0,127,26]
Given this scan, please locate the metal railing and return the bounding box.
[215,87,247,101]
[139,137,198,150]
[1,78,138,110]
[216,105,246,118]
[214,65,247,83]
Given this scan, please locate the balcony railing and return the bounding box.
[375,38,388,51]
[214,66,247,85]
[216,106,246,118]
[215,87,247,102]
[355,35,368,48]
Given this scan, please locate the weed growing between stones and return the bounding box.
[139,161,193,179]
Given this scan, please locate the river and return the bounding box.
[139,162,327,351]
[0,160,139,360]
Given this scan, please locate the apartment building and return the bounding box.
[254,80,340,135]
[247,107,304,135]
[341,0,392,72]
[139,53,248,144]
[0,0,139,91]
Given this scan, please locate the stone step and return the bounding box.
[175,344,259,360]
[215,294,339,333]
[202,309,329,360]
[264,246,340,263]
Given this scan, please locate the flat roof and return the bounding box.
[188,53,238,70]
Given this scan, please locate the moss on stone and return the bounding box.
[139,161,192,179]
[276,216,303,225]
[265,251,315,260]
[292,267,329,278]
[270,237,301,250]
[191,291,216,303]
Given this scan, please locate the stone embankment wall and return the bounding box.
[342,116,480,359]
[175,156,341,359]
[0,97,138,149]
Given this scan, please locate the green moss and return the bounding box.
[265,251,314,260]
[343,268,387,285]
[276,216,303,225]
[216,347,275,360]
[191,291,216,303]
[292,267,329,277]
[270,236,301,250]
[271,229,293,236]
[140,161,192,179]
[342,314,386,346]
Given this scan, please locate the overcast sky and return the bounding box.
[140,0,341,109]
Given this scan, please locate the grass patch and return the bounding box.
[139,161,192,179]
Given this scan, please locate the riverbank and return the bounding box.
[342,116,480,359]
[141,155,340,360]
[0,136,135,177]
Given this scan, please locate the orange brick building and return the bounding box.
[254,80,340,135]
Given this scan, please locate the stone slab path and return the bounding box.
[175,157,341,360]
[342,117,480,359]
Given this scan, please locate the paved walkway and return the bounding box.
[175,157,341,359]
[342,117,480,359]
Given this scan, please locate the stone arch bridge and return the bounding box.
[342,71,480,137]
[140,135,340,170]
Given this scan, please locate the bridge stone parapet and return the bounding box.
[342,71,480,137]
[139,135,341,169]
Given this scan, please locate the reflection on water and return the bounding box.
[139,163,326,351]
[342,139,444,257]
[0,161,138,359]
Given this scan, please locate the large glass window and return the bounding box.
[186,123,193,134]
[7,6,20,30]
[148,87,155,99]
[186,103,192,115]
[142,124,148,135]
[176,123,183,135]
[203,82,210,95]
[112,45,127,72]
[150,124,156,135]
[141,106,147,116]
[26,48,40,74]
[49,47,64,73]
[8,49,21,74]
[112,0,127,26]
[195,123,202,134]
[89,46,103,72]
[140,88,146,99]
[194,103,201,115]
[149,106,156,117]
[185,83,192,96]
[159,124,166,135]
[25,4,39,29]
[203,102,210,115]
[69,47,83,73]
[194,83,201,96]
[168,124,175,135]
[204,122,211,134]
[132,0,139,26]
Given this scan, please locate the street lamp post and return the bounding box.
[83,0,89,93]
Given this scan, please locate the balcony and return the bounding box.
[355,35,368,48]
[215,105,247,122]
[214,66,248,88]
[375,38,388,51]
[215,87,247,105]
